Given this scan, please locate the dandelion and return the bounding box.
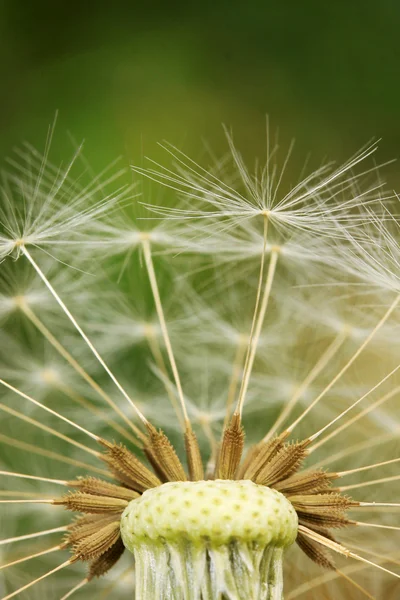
[0,125,399,600]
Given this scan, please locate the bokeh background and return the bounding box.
[1,0,400,180]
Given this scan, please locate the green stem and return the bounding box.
[132,541,287,600]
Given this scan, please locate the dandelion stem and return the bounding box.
[0,470,67,485]
[223,335,248,430]
[142,239,203,478]
[22,246,149,428]
[0,526,68,547]
[144,324,185,431]
[357,502,400,508]
[0,544,61,571]
[337,457,400,477]
[141,238,189,424]
[20,301,143,445]
[264,328,348,442]
[356,521,400,531]
[341,474,400,492]
[309,386,400,454]
[0,499,55,504]
[308,362,400,444]
[312,428,400,469]
[59,383,140,445]
[237,247,279,416]
[2,558,73,600]
[286,293,400,433]
[298,525,400,580]
[348,543,400,568]
[0,491,51,498]
[0,403,100,459]
[286,562,371,599]
[0,381,101,449]
[334,570,376,600]
[235,213,269,417]
[0,433,110,477]
[60,579,89,600]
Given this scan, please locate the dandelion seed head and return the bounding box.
[0,124,133,263]
[0,124,399,599]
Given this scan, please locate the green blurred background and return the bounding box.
[1,0,400,180]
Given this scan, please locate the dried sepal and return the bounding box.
[274,470,337,495]
[55,492,128,514]
[145,424,187,481]
[216,412,245,479]
[143,443,167,481]
[239,432,288,480]
[296,531,336,570]
[88,537,125,579]
[100,440,161,491]
[298,513,352,529]
[66,514,118,545]
[69,513,109,531]
[254,440,309,486]
[303,525,339,542]
[293,491,354,531]
[288,493,354,513]
[68,477,139,501]
[73,521,121,561]
[236,443,262,479]
[184,426,204,481]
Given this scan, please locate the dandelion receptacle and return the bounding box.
[0,121,399,599]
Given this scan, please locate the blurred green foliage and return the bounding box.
[1,0,400,179]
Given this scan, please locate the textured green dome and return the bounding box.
[121,479,298,551]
